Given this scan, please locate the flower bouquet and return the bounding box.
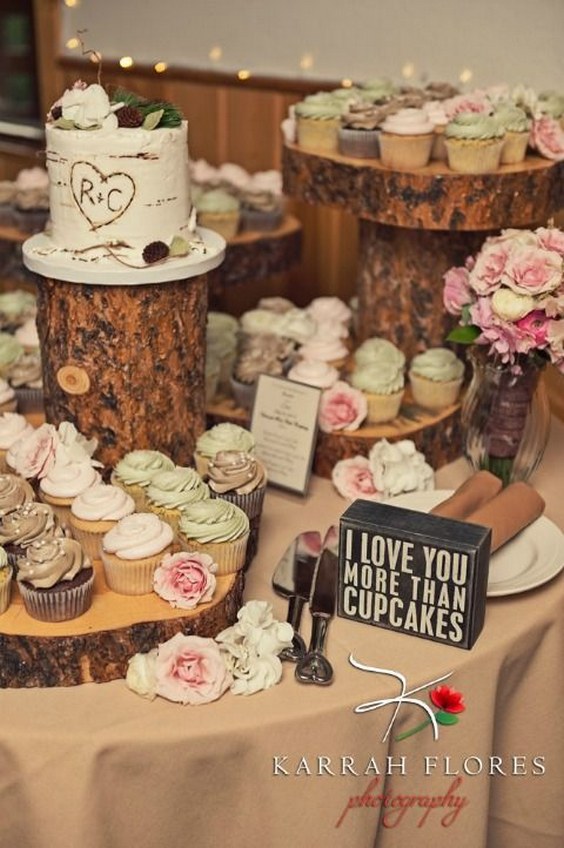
[443,225,564,483]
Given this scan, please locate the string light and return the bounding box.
[237,69,251,81]
[401,62,415,80]
[154,62,168,73]
[341,78,353,88]
[64,0,80,7]
[209,46,223,62]
[299,53,314,71]
[66,37,80,50]
[119,56,134,69]
[459,68,473,84]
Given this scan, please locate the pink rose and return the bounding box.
[443,265,472,315]
[12,423,58,479]
[535,227,564,257]
[547,319,564,359]
[331,456,381,501]
[444,93,492,119]
[469,242,511,294]
[515,310,550,346]
[502,245,562,295]
[318,381,367,433]
[155,633,232,705]
[153,551,217,610]
[530,116,564,161]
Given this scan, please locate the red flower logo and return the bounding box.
[430,685,465,714]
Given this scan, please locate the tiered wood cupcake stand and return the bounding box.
[0,230,244,688]
[281,145,564,471]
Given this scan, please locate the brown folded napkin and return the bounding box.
[430,471,503,520]
[465,482,545,552]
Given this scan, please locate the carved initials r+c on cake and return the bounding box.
[70,162,135,230]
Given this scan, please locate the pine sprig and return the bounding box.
[111,87,182,128]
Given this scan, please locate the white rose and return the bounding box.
[230,654,283,696]
[125,650,158,700]
[369,438,435,498]
[61,83,115,129]
[491,288,536,321]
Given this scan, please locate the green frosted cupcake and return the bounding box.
[145,467,210,532]
[111,450,175,511]
[177,499,249,575]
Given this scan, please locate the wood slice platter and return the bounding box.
[282,144,564,230]
[0,561,243,688]
[206,388,463,477]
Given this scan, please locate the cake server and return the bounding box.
[272,530,322,662]
[295,524,339,686]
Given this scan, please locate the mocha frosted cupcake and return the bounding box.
[230,348,284,412]
[239,189,283,232]
[409,347,465,411]
[0,473,35,516]
[207,451,267,569]
[379,108,434,169]
[145,467,210,532]
[17,538,93,622]
[445,113,505,173]
[177,499,249,575]
[111,449,175,510]
[338,102,386,158]
[101,512,174,595]
[0,501,65,565]
[39,460,101,530]
[70,483,136,561]
[194,423,255,477]
[0,547,12,614]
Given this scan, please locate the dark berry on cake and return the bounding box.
[142,241,170,264]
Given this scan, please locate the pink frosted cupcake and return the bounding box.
[379,108,435,169]
[70,483,136,561]
[101,512,174,595]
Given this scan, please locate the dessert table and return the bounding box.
[1,422,563,848]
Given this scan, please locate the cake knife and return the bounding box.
[295,524,339,686]
[271,530,322,662]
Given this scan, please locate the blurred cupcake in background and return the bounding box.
[0,379,17,414]
[0,333,23,378]
[14,317,39,354]
[0,290,36,331]
[287,358,339,389]
[196,188,240,240]
[338,102,385,158]
[6,352,43,413]
[239,189,283,232]
[230,347,284,412]
[408,347,465,411]
[444,113,505,173]
[494,104,531,164]
[194,423,255,477]
[294,95,344,154]
[0,412,34,473]
[12,167,49,234]
[379,108,435,170]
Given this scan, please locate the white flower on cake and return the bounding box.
[56,421,100,466]
[369,439,435,498]
[125,650,158,701]
[61,83,122,130]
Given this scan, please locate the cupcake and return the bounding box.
[206,312,238,395]
[0,290,36,331]
[306,296,353,330]
[350,362,405,424]
[287,359,339,389]
[13,167,50,234]
[239,189,283,232]
[379,109,435,169]
[111,449,175,510]
[444,113,505,174]
[194,423,255,477]
[0,546,12,614]
[354,337,406,370]
[16,538,93,622]
[69,483,136,561]
[0,413,34,473]
[338,102,386,158]
[0,473,35,516]
[14,318,40,354]
[494,105,531,164]
[6,352,43,414]
[101,512,174,595]
[0,501,65,565]
[294,96,344,154]
[0,333,23,378]
[207,450,267,569]
[409,348,465,411]
[0,181,15,227]
[176,499,249,575]
[424,101,449,161]
[257,296,296,314]
[297,329,349,369]
[358,78,397,104]
[230,349,284,411]
[145,467,210,532]
[196,189,240,240]
[38,460,101,530]
[0,379,17,414]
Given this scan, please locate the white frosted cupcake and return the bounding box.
[0,413,32,472]
[0,379,17,414]
[38,460,101,530]
[287,359,339,389]
[111,449,175,510]
[379,108,435,169]
[194,423,255,477]
[306,296,353,330]
[409,348,465,411]
[70,483,136,561]
[101,512,174,595]
[176,499,249,575]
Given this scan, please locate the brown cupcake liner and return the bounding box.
[338,128,380,159]
[13,387,44,415]
[210,485,266,520]
[18,568,94,622]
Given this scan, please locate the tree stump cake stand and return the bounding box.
[23,228,225,469]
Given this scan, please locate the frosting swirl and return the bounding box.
[298,336,348,363]
[196,424,255,460]
[71,483,135,521]
[102,513,174,560]
[0,414,31,451]
[178,499,249,543]
[17,538,89,589]
[445,113,504,141]
[409,348,465,382]
[39,460,100,499]
[0,473,35,515]
[0,502,63,547]
[381,108,434,136]
[354,337,406,369]
[146,468,210,510]
[207,451,266,495]
[306,296,352,325]
[113,450,175,487]
[287,359,339,388]
[351,362,405,395]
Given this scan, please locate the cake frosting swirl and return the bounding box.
[146,468,210,509]
[196,424,255,460]
[39,460,100,499]
[0,502,63,547]
[0,473,35,515]
[445,113,504,140]
[287,359,339,388]
[207,451,266,496]
[351,362,405,395]
[381,108,434,136]
[409,348,465,382]
[113,450,175,486]
[17,538,89,589]
[70,483,135,521]
[354,337,406,369]
[306,296,352,326]
[178,499,249,543]
[102,513,174,560]
[0,413,34,450]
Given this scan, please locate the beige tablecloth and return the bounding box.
[0,422,563,848]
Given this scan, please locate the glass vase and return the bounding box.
[461,349,551,486]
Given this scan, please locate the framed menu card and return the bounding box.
[250,374,321,495]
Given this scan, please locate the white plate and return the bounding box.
[384,490,564,597]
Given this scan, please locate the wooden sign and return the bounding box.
[337,500,491,650]
[250,374,321,495]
